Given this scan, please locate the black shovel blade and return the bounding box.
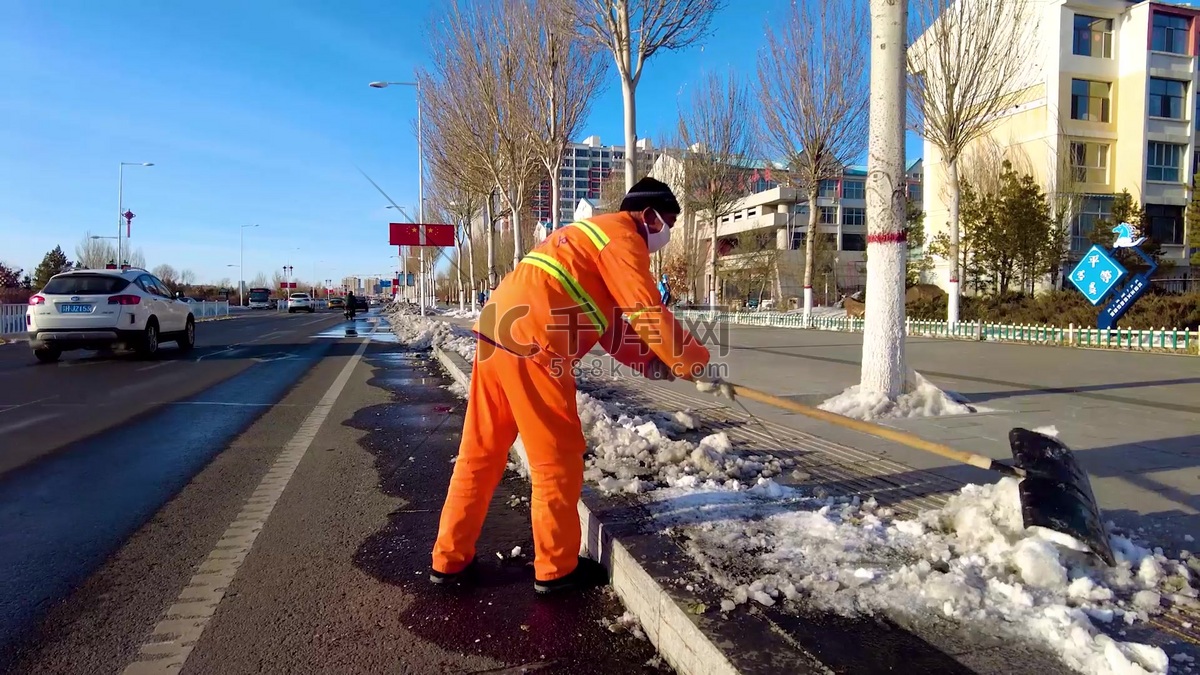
[1008,428,1116,566]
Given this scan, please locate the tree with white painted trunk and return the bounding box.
[673,70,757,309]
[907,0,1039,326]
[572,0,723,191]
[757,0,868,323]
[858,0,910,399]
[519,0,609,231]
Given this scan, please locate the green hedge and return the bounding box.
[906,290,1200,330]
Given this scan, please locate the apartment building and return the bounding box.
[918,0,1194,292]
[529,135,661,226]
[651,151,925,305]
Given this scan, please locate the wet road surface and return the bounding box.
[1,317,666,674]
[0,309,355,667]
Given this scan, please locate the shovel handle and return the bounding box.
[729,384,1025,478]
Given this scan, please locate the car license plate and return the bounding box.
[59,303,93,313]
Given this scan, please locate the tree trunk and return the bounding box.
[510,187,523,270]
[861,0,908,399]
[803,186,819,321]
[456,237,465,312]
[550,159,562,230]
[708,220,718,307]
[486,191,497,290]
[621,78,638,191]
[464,216,478,312]
[946,157,961,326]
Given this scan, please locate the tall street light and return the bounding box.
[118,162,154,266]
[240,223,259,307]
[370,79,427,316]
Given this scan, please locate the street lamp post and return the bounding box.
[240,224,259,307]
[118,162,153,266]
[370,79,426,316]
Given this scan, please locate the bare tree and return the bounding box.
[75,232,116,269]
[759,0,869,321]
[672,70,757,307]
[572,0,723,190]
[908,0,1039,325]
[520,0,609,230]
[423,0,542,272]
[127,248,146,269]
[180,269,197,286]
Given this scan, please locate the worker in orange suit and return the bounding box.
[430,177,724,594]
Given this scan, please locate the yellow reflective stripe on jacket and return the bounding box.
[569,219,610,250]
[521,252,608,333]
[627,306,655,323]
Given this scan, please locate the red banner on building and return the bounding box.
[389,223,455,247]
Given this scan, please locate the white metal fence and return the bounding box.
[190,301,231,319]
[1,301,232,337]
[674,310,1198,354]
[1,304,24,336]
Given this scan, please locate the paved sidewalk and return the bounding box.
[690,323,1200,541]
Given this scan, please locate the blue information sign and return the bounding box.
[1068,245,1126,306]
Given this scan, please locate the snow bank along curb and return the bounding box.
[390,307,1198,675]
[432,345,743,675]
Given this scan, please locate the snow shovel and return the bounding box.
[720,383,1116,566]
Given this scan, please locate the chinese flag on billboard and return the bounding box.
[389,223,456,247]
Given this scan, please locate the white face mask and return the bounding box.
[646,211,671,253]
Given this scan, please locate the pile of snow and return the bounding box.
[577,393,796,494]
[384,305,476,360]
[820,371,973,420]
[646,477,1192,675]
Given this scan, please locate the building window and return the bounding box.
[1149,78,1187,119]
[1071,195,1113,252]
[1145,204,1185,244]
[1072,14,1113,58]
[841,180,865,200]
[907,183,923,201]
[1069,141,1109,183]
[1152,12,1190,55]
[790,203,810,218]
[818,180,839,198]
[1071,79,1110,122]
[1147,142,1184,182]
[818,206,838,224]
[841,233,867,251]
[842,207,866,227]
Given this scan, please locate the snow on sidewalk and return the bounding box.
[385,311,1196,675]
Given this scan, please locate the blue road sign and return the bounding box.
[1068,245,1127,305]
[1098,245,1159,330]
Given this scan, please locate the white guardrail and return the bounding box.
[1,301,231,337]
[1,304,24,336]
[674,309,1199,354]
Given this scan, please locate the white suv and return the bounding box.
[287,292,314,313]
[26,269,196,363]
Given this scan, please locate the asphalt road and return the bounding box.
[0,310,665,674]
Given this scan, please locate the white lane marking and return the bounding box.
[300,315,328,326]
[136,361,176,372]
[246,331,286,344]
[122,325,375,675]
[0,396,59,415]
[0,412,59,435]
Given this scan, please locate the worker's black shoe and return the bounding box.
[430,558,478,587]
[534,556,609,595]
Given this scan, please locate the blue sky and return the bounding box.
[1,0,922,286]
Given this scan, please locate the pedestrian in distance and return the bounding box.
[430,176,731,594]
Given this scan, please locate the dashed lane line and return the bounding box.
[120,326,374,675]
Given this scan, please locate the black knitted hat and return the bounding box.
[619,177,681,215]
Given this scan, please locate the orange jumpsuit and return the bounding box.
[432,212,711,581]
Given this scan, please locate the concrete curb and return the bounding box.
[432,346,745,675]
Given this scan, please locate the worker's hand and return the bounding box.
[643,357,676,381]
